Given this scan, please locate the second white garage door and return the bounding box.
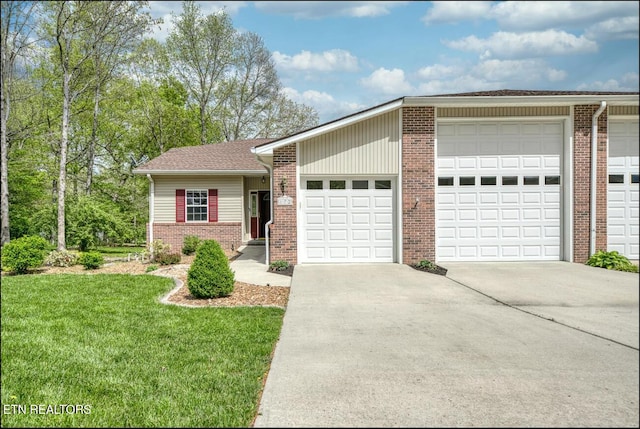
[300,178,395,263]
[437,121,563,261]
[608,119,639,260]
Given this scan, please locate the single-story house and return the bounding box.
[133,90,639,265]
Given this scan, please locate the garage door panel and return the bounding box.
[608,119,639,260]
[306,230,325,241]
[306,213,324,224]
[329,229,347,241]
[458,193,477,204]
[300,178,395,263]
[437,121,562,261]
[351,213,370,224]
[351,197,370,208]
[328,213,347,225]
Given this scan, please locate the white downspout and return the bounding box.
[255,157,273,265]
[146,174,154,246]
[590,101,606,256]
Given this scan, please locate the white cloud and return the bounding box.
[445,30,598,59]
[585,16,640,41]
[490,1,638,33]
[282,88,365,122]
[577,72,639,91]
[273,49,359,73]
[422,1,493,24]
[360,68,414,95]
[417,76,498,95]
[472,59,566,83]
[417,64,464,80]
[423,1,639,39]
[255,1,409,19]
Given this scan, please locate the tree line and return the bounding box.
[0,0,319,249]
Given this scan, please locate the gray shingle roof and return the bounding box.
[133,138,274,173]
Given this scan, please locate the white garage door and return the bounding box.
[300,178,394,263]
[608,119,639,260]
[437,121,563,261]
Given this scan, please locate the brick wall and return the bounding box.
[149,222,242,255]
[401,106,436,264]
[573,105,608,263]
[269,144,298,264]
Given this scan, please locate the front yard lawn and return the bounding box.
[1,274,284,427]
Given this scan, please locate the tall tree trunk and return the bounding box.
[57,71,70,251]
[0,74,10,245]
[86,85,100,193]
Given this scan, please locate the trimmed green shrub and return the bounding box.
[1,235,50,274]
[149,239,171,263]
[155,252,181,265]
[78,252,105,270]
[586,250,638,273]
[187,240,235,298]
[45,249,79,267]
[269,260,290,271]
[182,235,201,255]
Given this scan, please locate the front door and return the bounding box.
[250,191,271,239]
[259,191,271,239]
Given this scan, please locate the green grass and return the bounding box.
[1,274,284,427]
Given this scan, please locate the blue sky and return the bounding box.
[147,1,640,122]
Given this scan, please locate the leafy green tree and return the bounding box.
[167,1,234,145]
[1,0,39,245]
[67,196,127,251]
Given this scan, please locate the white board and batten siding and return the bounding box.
[607,119,639,260]
[153,176,243,222]
[299,110,399,176]
[298,110,399,263]
[437,121,563,262]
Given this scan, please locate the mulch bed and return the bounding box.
[410,263,448,276]
[267,265,295,277]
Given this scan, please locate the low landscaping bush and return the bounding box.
[149,239,171,263]
[1,235,50,274]
[182,235,201,255]
[188,239,235,298]
[78,251,105,270]
[586,250,639,273]
[45,249,79,267]
[145,264,158,273]
[155,252,181,265]
[269,260,290,271]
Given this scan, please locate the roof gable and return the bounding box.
[133,139,274,175]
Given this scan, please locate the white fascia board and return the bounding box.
[404,94,639,107]
[252,98,404,155]
[131,169,267,175]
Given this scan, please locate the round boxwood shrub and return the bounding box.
[1,235,50,274]
[187,240,235,298]
[78,251,105,270]
[182,235,201,256]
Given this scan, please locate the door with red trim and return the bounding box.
[250,192,258,239]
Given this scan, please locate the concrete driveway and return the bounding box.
[254,262,639,428]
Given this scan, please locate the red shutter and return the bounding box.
[176,189,185,223]
[208,189,218,222]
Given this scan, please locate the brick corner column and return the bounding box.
[270,144,298,265]
[573,105,608,263]
[402,106,436,265]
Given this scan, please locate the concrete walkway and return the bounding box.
[231,245,290,287]
[254,263,639,427]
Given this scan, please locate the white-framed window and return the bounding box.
[186,190,208,222]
